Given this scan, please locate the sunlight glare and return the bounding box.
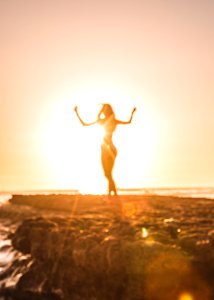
[41,99,105,193]
[39,85,159,192]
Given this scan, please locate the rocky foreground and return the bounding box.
[0,194,214,300]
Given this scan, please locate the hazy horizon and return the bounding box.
[1,186,214,194]
[1,0,214,192]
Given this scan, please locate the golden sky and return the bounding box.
[1,0,214,192]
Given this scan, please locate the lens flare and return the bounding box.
[179,292,194,300]
[141,227,149,238]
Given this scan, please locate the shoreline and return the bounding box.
[1,186,214,201]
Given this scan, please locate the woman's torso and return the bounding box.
[98,116,117,145]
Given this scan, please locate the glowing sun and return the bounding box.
[40,90,157,194]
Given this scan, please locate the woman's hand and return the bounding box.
[132,107,137,114]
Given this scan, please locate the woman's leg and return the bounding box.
[108,176,117,196]
[101,144,117,195]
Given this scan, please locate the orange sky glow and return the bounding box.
[0,0,214,192]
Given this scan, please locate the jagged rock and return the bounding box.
[2,193,214,300]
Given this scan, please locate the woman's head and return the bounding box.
[99,103,115,118]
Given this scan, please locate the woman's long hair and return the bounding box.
[98,104,115,119]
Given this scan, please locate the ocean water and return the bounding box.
[0,187,214,201]
[143,187,214,199]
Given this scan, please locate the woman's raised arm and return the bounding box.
[116,107,136,125]
[74,106,97,126]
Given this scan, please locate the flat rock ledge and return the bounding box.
[1,214,214,300]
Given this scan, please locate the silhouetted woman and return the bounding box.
[74,104,136,195]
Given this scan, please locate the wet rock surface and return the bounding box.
[0,195,214,299]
